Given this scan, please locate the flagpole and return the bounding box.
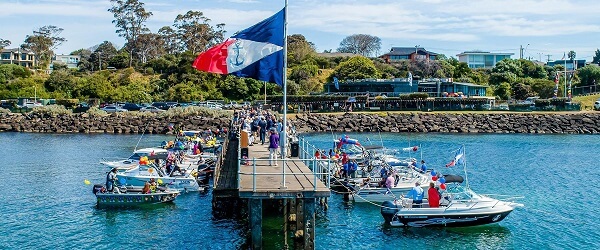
[564,54,567,98]
[462,145,469,189]
[281,0,288,189]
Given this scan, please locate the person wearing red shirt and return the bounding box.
[427,182,440,208]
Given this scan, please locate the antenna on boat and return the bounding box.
[462,144,469,189]
[134,123,151,151]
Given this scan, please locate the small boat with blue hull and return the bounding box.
[93,184,179,207]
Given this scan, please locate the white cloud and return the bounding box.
[0,1,110,18]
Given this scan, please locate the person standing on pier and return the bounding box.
[268,128,280,166]
[258,117,267,145]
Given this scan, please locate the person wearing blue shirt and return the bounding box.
[420,160,427,173]
[406,182,424,207]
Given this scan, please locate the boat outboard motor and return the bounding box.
[381,201,400,223]
[92,184,104,195]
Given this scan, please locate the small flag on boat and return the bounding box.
[334,77,340,90]
[445,146,465,167]
[402,146,419,152]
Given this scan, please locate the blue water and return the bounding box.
[0,132,599,249]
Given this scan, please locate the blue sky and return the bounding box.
[2,0,600,61]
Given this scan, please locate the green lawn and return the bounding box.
[573,94,600,110]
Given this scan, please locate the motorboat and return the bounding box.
[101,147,169,170]
[380,180,523,227]
[116,164,202,192]
[341,164,432,203]
[92,184,179,207]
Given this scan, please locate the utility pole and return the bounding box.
[414,45,420,60]
[546,54,552,63]
[520,45,523,59]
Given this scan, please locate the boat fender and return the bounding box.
[93,184,104,195]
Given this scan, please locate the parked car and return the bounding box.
[1,101,16,110]
[595,99,600,111]
[140,106,165,113]
[21,102,43,109]
[101,105,127,113]
[151,102,169,110]
[74,103,90,113]
[122,103,142,111]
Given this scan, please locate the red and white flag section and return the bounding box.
[192,8,285,86]
[446,146,465,167]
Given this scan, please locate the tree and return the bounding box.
[511,82,535,100]
[492,59,522,77]
[337,34,381,57]
[0,38,10,50]
[568,50,576,61]
[136,33,165,63]
[158,26,179,54]
[593,49,600,65]
[330,56,380,81]
[577,65,600,86]
[494,82,512,100]
[108,0,153,62]
[173,11,225,54]
[287,34,316,66]
[21,25,67,67]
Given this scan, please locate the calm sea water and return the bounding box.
[0,132,599,249]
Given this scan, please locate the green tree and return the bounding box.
[577,65,600,86]
[287,34,316,66]
[45,69,76,95]
[492,59,522,77]
[519,59,546,78]
[512,82,535,100]
[330,56,380,81]
[0,38,10,50]
[108,0,153,64]
[494,82,512,100]
[567,50,576,61]
[158,26,179,54]
[21,25,67,67]
[527,78,555,98]
[173,11,225,54]
[0,64,32,84]
[337,34,381,57]
[592,49,600,65]
[109,49,131,69]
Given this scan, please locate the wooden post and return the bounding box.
[283,198,289,250]
[302,198,316,250]
[294,198,304,249]
[249,199,262,249]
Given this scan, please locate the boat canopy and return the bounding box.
[443,174,464,183]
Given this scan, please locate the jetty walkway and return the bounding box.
[213,128,331,249]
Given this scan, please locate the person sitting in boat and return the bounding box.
[149,178,157,193]
[420,160,428,173]
[142,182,151,194]
[106,168,118,193]
[348,160,358,178]
[406,182,424,207]
[385,172,395,189]
[427,182,440,208]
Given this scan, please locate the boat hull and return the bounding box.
[95,191,179,207]
[117,175,201,192]
[393,210,514,227]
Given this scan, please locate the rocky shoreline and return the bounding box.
[0,113,230,134]
[292,112,600,134]
[1,112,600,134]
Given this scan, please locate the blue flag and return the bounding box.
[333,77,339,90]
[193,8,285,86]
[408,72,413,86]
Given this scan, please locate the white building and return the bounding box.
[456,51,514,69]
[50,54,81,70]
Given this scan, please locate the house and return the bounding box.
[0,48,36,68]
[547,59,586,71]
[379,47,438,63]
[50,54,81,70]
[456,51,514,69]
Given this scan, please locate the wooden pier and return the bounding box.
[213,131,331,250]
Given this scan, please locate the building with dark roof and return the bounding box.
[547,59,586,71]
[379,47,438,63]
[324,78,487,97]
[0,48,36,68]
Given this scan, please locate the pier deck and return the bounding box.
[213,137,330,199]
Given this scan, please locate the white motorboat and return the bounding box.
[380,181,523,227]
[116,164,202,192]
[101,147,169,170]
[380,146,523,227]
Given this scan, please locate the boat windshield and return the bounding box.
[445,184,481,200]
[128,153,144,160]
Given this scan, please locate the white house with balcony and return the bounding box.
[457,51,514,69]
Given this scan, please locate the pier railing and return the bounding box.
[238,158,332,192]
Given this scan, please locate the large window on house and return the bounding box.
[485,55,494,67]
[469,55,484,63]
[391,55,409,60]
[21,54,27,60]
[1,53,10,60]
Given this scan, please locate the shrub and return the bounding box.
[159,106,232,119]
[56,99,79,108]
[31,105,73,115]
[87,107,107,117]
